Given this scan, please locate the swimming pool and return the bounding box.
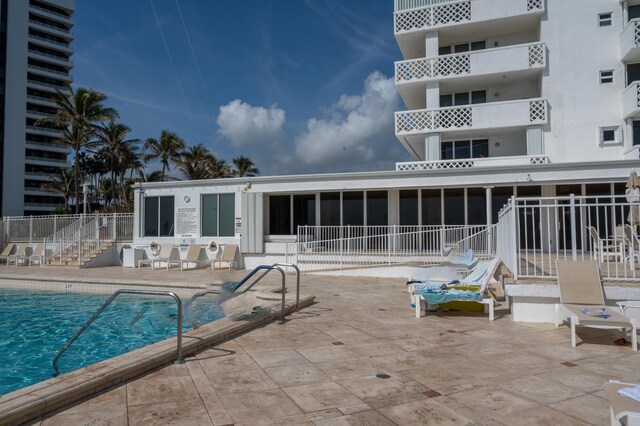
[0,288,224,395]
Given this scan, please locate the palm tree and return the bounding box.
[232,155,259,177]
[140,170,163,182]
[206,156,231,178]
[41,168,76,213]
[175,144,213,180]
[37,84,118,213]
[95,122,139,207]
[142,130,185,181]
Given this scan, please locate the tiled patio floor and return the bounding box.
[19,271,640,425]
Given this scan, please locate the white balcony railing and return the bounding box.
[395,98,548,135]
[396,155,550,172]
[394,0,544,34]
[623,82,640,119]
[395,0,459,12]
[395,42,545,84]
[621,19,640,62]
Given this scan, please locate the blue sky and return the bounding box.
[71,0,411,176]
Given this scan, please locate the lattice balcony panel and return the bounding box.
[527,0,543,11]
[635,21,640,45]
[529,101,547,123]
[433,1,471,25]
[435,55,471,76]
[395,8,432,33]
[435,107,472,129]
[528,45,544,67]
[529,156,550,165]
[396,60,432,82]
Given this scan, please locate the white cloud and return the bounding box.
[216,100,285,147]
[293,71,401,171]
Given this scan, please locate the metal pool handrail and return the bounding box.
[52,289,184,377]
[272,263,301,312]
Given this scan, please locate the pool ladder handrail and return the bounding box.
[184,263,301,319]
[52,289,184,377]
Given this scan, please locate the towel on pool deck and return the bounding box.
[618,386,640,402]
[414,288,483,304]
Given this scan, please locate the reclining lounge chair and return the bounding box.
[409,257,501,321]
[604,380,640,426]
[443,249,478,270]
[555,259,637,351]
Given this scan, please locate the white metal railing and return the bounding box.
[457,224,496,257]
[27,63,70,77]
[395,42,545,84]
[292,225,487,271]
[623,82,640,119]
[25,155,68,164]
[27,79,65,90]
[394,0,544,34]
[395,98,548,135]
[396,155,550,172]
[496,195,640,281]
[28,49,70,63]
[76,217,116,265]
[29,4,72,20]
[4,213,134,244]
[26,125,64,135]
[27,94,56,104]
[28,33,71,49]
[26,109,52,118]
[43,216,83,264]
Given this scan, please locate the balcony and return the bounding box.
[622,19,640,62]
[27,63,72,81]
[29,4,73,26]
[28,33,73,53]
[28,19,72,39]
[396,154,550,172]
[623,82,640,119]
[27,49,72,68]
[395,98,548,138]
[27,78,66,92]
[25,155,68,166]
[395,0,544,59]
[396,42,546,109]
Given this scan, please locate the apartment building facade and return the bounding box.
[2,0,74,216]
[131,0,639,257]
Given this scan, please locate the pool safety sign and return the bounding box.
[176,207,198,237]
[235,217,242,234]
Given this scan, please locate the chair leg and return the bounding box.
[488,298,494,321]
[570,317,577,347]
[631,319,638,352]
[554,304,560,327]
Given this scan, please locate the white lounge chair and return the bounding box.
[8,244,26,266]
[178,245,206,271]
[0,244,15,264]
[589,226,623,263]
[554,259,637,351]
[443,249,478,270]
[409,257,501,321]
[151,245,179,270]
[19,243,44,266]
[604,380,640,426]
[215,244,238,270]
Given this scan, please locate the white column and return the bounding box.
[485,186,493,253]
[388,190,400,225]
[425,133,441,161]
[425,31,439,59]
[526,126,544,156]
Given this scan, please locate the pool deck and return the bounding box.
[3,266,640,425]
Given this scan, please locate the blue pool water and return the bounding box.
[0,288,224,395]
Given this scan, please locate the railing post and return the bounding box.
[53,215,57,237]
[510,196,518,279]
[29,216,33,244]
[113,213,117,241]
[440,224,445,256]
[569,193,578,261]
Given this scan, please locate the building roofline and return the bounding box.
[135,159,640,190]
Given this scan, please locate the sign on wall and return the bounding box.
[176,207,198,237]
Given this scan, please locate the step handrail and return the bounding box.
[272,263,301,312]
[184,265,289,320]
[52,289,184,377]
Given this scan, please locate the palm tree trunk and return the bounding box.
[161,163,166,181]
[74,147,80,214]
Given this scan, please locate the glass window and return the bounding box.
[600,70,614,84]
[399,190,419,225]
[219,194,235,236]
[471,90,486,104]
[467,188,486,225]
[202,194,236,237]
[421,189,442,225]
[627,63,640,85]
[454,92,468,106]
[491,187,513,223]
[320,193,340,226]
[343,192,364,226]
[366,191,388,226]
[453,43,469,53]
[441,141,454,160]
[201,194,218,237]
[472,139,489,158]
[444,189,465,225]
[144,196,158,237]
[269,195,291,235]
[598,12,612,26]
[630,5,640,20]
[455,140,471,159]
[470,41,486,51]
[438,45,451,55]
[599,126,621,145]
[293,194,316,232]
[439,94,453,107]
[158,196,174,237]
[634,121,640,146]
